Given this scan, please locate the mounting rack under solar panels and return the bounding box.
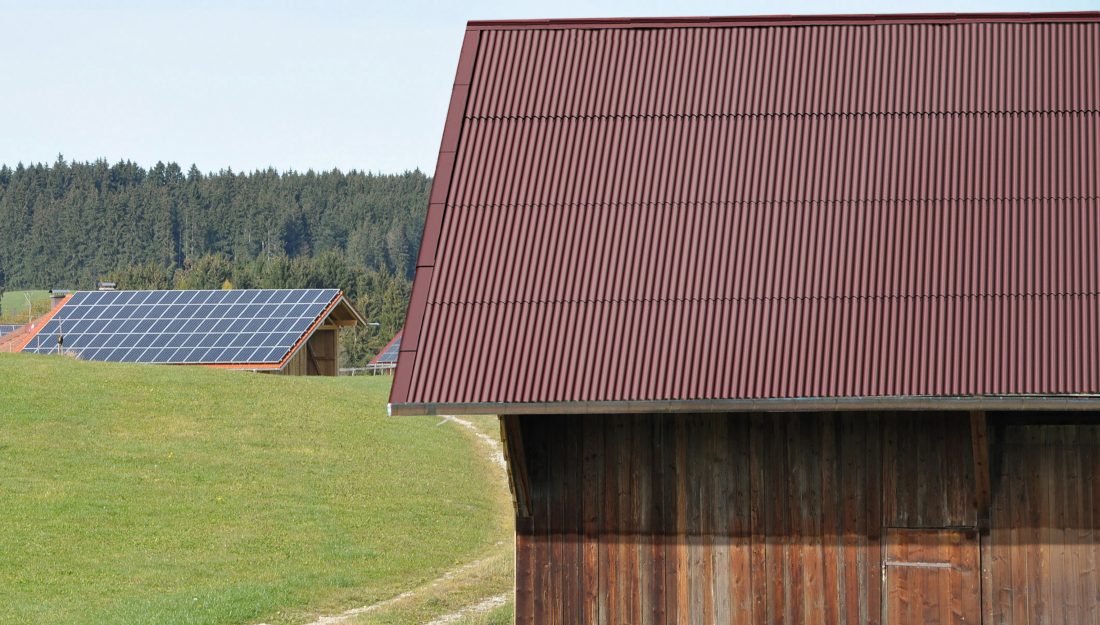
[21,289,339,365]
[0,324,21,337]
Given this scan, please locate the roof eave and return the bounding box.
[389,395,1100,416]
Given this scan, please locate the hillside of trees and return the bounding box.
[0,157,430,365]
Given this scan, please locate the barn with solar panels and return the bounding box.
[17,289,363,376]
[366,330,402,373]
[392,11,1100,625]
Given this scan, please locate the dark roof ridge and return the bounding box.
[467,11,1100,30]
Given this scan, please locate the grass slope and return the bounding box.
[0,354,508,625]
[0,290,51,324]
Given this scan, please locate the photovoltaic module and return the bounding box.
[21,289,339,365]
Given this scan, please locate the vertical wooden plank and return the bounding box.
[561,416,580,625]
[1006,426,1030,625]
[793,414,823,624]
[865,413,883,625]
[820,414,841,625]
[838,414,863,625]
[971,411,992,530]
[650,415,667,625]
[548,421,563,625]
[674,415,689,625]
[1025,427,1044,625]
[988,446,1011,625]
[985,420,1006,625]
[531,420,550,625]
[749,414,768,625]
[632,415,652,625]
[1086,426,1100,625]
[694,415,713,625]
[787,413,802,625]
[882,414,901,527]
[730,415,754,625]
[1084,426,1100,625]
[711,414,732,625]
[1039,427,1057,625]
[515,518,535,625]
[617,415,633,625]
[602,415,620,625]
[766,415,789,625]
[980,528,994,625]
[598,417,614,625]
[1052,426,1072,624]
[581,416,602,625]
[662,415,681,625]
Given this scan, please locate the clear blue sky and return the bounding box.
[0,0,1092,174]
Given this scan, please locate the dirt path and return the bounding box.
[273,416,509,625]
[422,592,510,625]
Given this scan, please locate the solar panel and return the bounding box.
[0,324,21,337]
[374,336,402,364]
[21,289,339,365]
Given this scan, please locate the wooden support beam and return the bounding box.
[306,340,320,375]
[970,410,991,529]
[500,415,532,518]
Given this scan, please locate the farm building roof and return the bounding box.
[17,289,362,370]
[369,331,402,366]
[390,12,1100,415]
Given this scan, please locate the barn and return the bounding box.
[17,288,363,375]
[389,11,1100,625]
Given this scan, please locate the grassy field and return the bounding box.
[0,353,513,625]
[0,289,52,324]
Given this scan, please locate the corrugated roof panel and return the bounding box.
[447,114,1098,205]
[425,199,1100,303]
[393,13,1100,411]
[402,296,1100,403]
[466,22,1100,117]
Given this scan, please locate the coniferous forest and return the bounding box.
[0,157,430,365]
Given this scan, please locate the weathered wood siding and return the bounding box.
[985,424,1100,625]
[274,329,338,376]
[511,413,1100,625]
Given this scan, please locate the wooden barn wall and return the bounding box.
[985,423,1100,625]
[274,329,338,376]
[511,413,1100,625]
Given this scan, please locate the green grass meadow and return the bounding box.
[0,353,510,625]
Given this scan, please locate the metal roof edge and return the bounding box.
[466,11,1100,30]
[390,27,483,406]
[390,395,1100,416]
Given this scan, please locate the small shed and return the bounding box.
[18,288,363,376]
[391,11,1100,625]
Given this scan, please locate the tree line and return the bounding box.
[0,157,430,364]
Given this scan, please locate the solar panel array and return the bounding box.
[0,324,21,337]
[373,335,402,364]
[21,289,339,365]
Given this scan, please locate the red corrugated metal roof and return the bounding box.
[391,12,1100,414]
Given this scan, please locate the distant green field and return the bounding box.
[0,290,52,324]
[0,354,509,625]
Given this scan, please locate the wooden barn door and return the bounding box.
[883,529,980,625]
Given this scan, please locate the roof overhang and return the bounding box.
[390,395,1100,417]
